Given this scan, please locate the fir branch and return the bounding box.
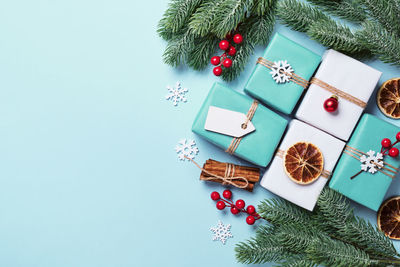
[361,0,400,36]
[186,35,219,70]
[252,0,277,15]
[357,20,400,65]
[276,0,330,32]
[308,0,367,23]
[162,28,195,67]
[221,39,254,82]
[242,10,275,46]
[159,0,203,33]
[188,0,224,37]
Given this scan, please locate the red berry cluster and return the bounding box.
[210,33,243,76]
[210,190,262,225]
[381,132,400,157]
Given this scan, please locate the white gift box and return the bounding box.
[260,119,345,211]
[296,49,382,141]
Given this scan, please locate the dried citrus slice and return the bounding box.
[283,142,324,185]
[377,78,400,119]
[378,196,400,240]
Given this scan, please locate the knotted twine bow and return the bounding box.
[184,156,249,189]
[256,57,367,109]
[343,145,399,179]
[225,100,258,155]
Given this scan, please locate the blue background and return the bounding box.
[0,1,399,266]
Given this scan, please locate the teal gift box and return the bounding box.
[330,114,400,211]
[244,33,321,114]
[192,82,288,167]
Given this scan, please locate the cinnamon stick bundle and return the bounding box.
[200,159,260,192]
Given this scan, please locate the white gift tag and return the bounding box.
[204,106,256,138]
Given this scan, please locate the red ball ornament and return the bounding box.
[389,147,399,157]
[228,46,236,56]
[230,206,240,215]
[222,189,232,199]
[210,56,220,66]
[246,205,256,215]
[246,215,255,225]
[233,34,243,44]
[210,191,220,201]
[236,199,245,209]
[216,201,226,210]
[219,40,230,50]
[323,95,339,112]
[381,138,392,148]
[213,66,223,76]
[222,58,232,68]
[396,132,400,141]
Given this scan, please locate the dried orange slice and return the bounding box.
[283,142,324,185]
[378,196,400,240]
[377,78,400,119]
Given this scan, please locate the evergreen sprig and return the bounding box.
[361,0,400,36]
[308,0,367,23]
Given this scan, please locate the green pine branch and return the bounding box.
[186,35,219,70]
[252,0,277,15]
[188,0,224,37]
[308,0,367,23]
[242,9,275,46]
[361,0,400,36]
[162,28,195,67]
[159,0,203,33]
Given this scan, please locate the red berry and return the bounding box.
[213,66,222,76]
[389,147,399,157]
[233,34,243,44]
[211,191,220,201]
[225,33,232,40]
[246,215,255,225]
[222,58,232,68]
[219,40,230,50]
[236,199,245,209]
[223,189,232,199]
[227,46,236,56]
[210,56,220,66]
[216,201,226,210]
[381,138,392,148]
[323,96,339,112]
[246,205,256,215]
[230,206,240,215]
[396,132,400,141]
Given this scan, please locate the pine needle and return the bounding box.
[361,0,400,36]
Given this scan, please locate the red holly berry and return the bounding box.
[396,132,400,141]
[211,191,220,201]
[323,96,339,112]
[225,33,232,40]
[246,205,256,215]
[210,56,220,66]
[223,189,232,199]
[219,40,230,50]
[382,138,392,148]
[216,201,226,210]
[389,147,399,157]
[213,66,223,76]
[236,199,245,209]
[246,215,255,225]
[222,58,232,68]
[230,206,240,215]
[233,34,243,44]
[227,46,236,56]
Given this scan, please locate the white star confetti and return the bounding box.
[210,220,233,245]
[175,139,199,161]
[360,150,384,174]
[165,81,188,106]
[269,60,294,84]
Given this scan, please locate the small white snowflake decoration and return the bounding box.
[210,220,233,245]
[360,150,384,174]
[269,60,294,84]
[175,139,199,161]
[165,82,188,106]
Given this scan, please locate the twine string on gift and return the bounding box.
[226,100,258,155]
[276,149,331,179]
[343,145,399,179]
[256,57,367,108]
[184,156,249,189]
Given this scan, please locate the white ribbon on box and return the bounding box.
[296,49,382,141]
[260,119,345,211]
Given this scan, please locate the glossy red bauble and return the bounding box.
[236,199,245,209]
[228,46,236,56]
[230,206,240,215]
[216,201,226,210]
[222,58,232,68]
[233,34,243,44]
[210,56,220,66]
[323,96,339,112]
[396,132,400,141]
[389,147,399,157]
[246,205,256,215]
[213,66,223,76]
[211,191,220,201]
[219,40,230,50]
[381,138,392,148]
[246,215,255,225]
[223,189,232,199]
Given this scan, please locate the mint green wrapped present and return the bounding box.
[244,33,322,115]
[192,82,288,167]
[330,114,400,211]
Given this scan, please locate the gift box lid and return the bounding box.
[329,113,400,211]
[192,82,288,167]
[244,33,322,115]
[261,119,345,211]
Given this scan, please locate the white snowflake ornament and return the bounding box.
[210,221,233,245]
[175,139,199,161]
[165,82,188,106]
[269,60,294,84]
[360,150,384,174]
